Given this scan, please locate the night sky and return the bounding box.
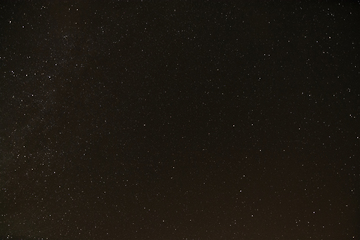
[1,1,360,239]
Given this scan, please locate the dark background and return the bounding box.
[1,0,360,239]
